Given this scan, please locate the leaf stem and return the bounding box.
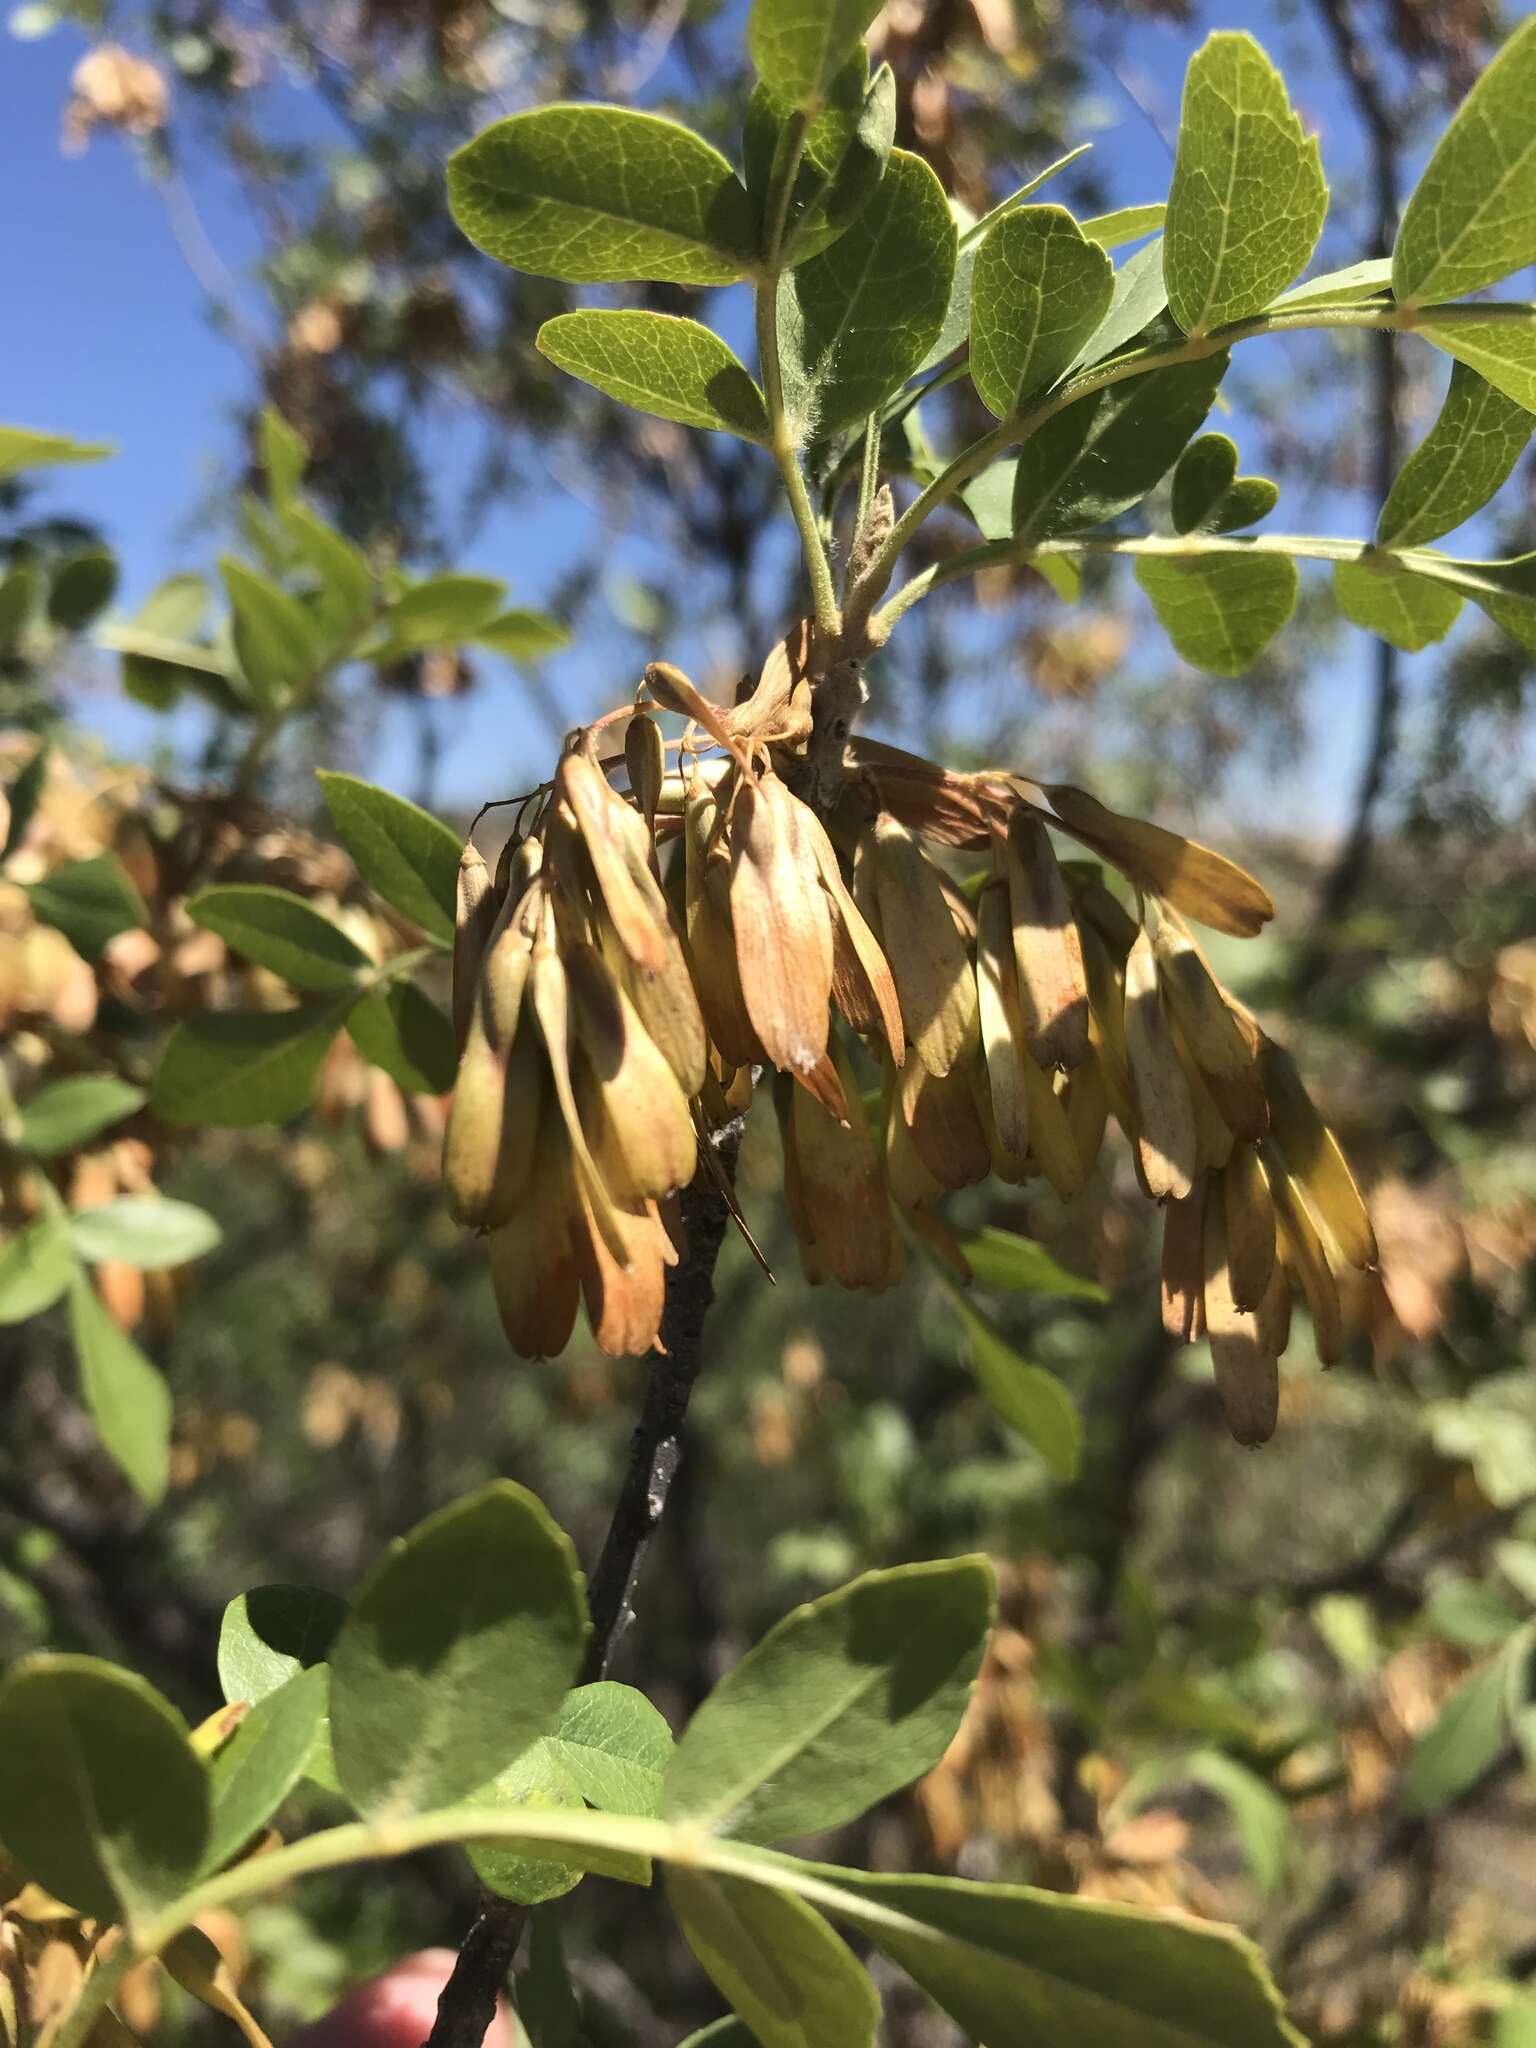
[53,1939,137,2048]
[755,114,841,640]
[842,296,1535,645]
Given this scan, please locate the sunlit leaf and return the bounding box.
[969,206,1113,418]
[1135,550,1298,674]
[1334,557,1464,651]
[538,312,770,442]
[317,772,460,944]
[188,884,371,992]
[1378,362,1532,548]
[17,1074,145,1158]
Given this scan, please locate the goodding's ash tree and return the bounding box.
[3,6,1536,2045]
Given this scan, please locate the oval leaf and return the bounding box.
[329,1480,589,1816]
[449,106,756,286]
[68,1275,171,1505]
[0,1213,76,1325]
[0,1655,208,1924]
[204,1665,328,1874]
[317,772,461,944]
[670,1870,878,2048]
[1377,361,1532,549]
[663,1556,993,1843]
[748,0,883,109]
[152,999,354,1128]
[188,884,370,992]
[1134,550,1298,674]
[347,981,457,1096]
[17,1074,146,1158]
[1393,15,1536,307]
[1164,32,1326,337]
[1333,557,1463,652]
[948,1292,1083,1480]
[538,311,770,443]
[969,205,1113,419]
[68,1195,222,1271]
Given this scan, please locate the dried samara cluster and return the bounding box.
[444,630,1376,1444]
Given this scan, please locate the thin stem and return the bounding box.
[53,1941,136,2048]
[873,529,1379,633]
[852,413,881,546]
[425,1121,744,2048]
[841,296,1534,644]
[755,115,841,640]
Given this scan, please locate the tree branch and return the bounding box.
[423,1119,745,2048]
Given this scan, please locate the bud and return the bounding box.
[1160,1183,1206,1342]
[1259,1038,1377,1270]
[869,817,977,1077]
[624,711,666,834]
[487,1106,580,1358]
[728,773,832,1076]
[1001,810,1089,1069]
[784,1050,892,1289]
[452,841,497,1053]
[1264,1139,1344,1364]
[572,1192,669,1358]
[557,750,672,974]
[1152,915,1267,1140]
[566,943,696,1200]
[1123,927,1197,1200]
[1220,1142,1276,1312]
[1203,1174,1279,1446]
[1043,783,1274,938]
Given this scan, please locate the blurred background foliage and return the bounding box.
[2,1,1535,2045]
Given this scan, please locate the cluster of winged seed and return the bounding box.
[445,643,1375,1441]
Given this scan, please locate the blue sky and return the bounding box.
[2,1,1529,824]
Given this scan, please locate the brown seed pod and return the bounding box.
[1123,927,1198,1201]
[1203,1174,1280,1446]
[976,883,1028,1160]
[452,840,497,1054]
[624,711,666,834]
[1259,1037,1377,1270]
[784,1049,893,1289]
[869,816,977,1078]
[1221,1141,1277,1312]
[1160,1182,1206,1343]
[1001,810,1089,1069]
[728,774,832,1077]
[1041,784,1274,938]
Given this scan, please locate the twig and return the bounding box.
[423,1119,745,2048]
[1297,0,1404,983]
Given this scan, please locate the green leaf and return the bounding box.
[317,771,461,944]
[778,151,956,440]
[1269,257,1393,310]
[916,148,1091,375]
[745,52,894,266]
[663,1556,993,1843]
[1012,354,1228,542]
[949,1225,1107,1301]
[812,1865,1304,2048]
[104,620,235,714]
[0,1656,207,1924]
[0,1214,76,1325]
[68,1275,171,1506]
[678,2026,755,2048]
[330,1480,589,1816]
[537,312,770,443]
[26,851,146,960]
[448,106,757,286]
[0,426,113,479]
[152,999,355,1127]
[347,982,457,1096]
[281,502,374,649]
[1387,545,1536,654]
[1172,435,1238,533]
[1170,435,1280,536]
[17,1074,146,1157]
[204,1665,328,1873]
[68,1196,222,1271]
[219,1584,348,1705]
[1081,203,1166,250]
[518,1910,592,2048]
[1068,238,1168,374]
[1400,1639,1518,1815]
[376,573,508,654]
[220,557,319,709]
[3,742,48,861]
[468,1738,588,1905]
[969,206,1113,419]
[1333,557,1463,651]
[47,548,118,631]
[1393,15,1536,307]
[0,566,40,657]
[260,408,308,504]
[1419,308,1536,412]
[188,884,371,992]
[1185,1752,1293,1893]
[948,1293,1082,1481]
[473,609,571,661]
[1163,32,1327,337]
[1378,363,1532,548]
[747,0,882,109]
[1135,551,1298,674]
[546,1682,674,1818]
[671,1870,878,2048]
